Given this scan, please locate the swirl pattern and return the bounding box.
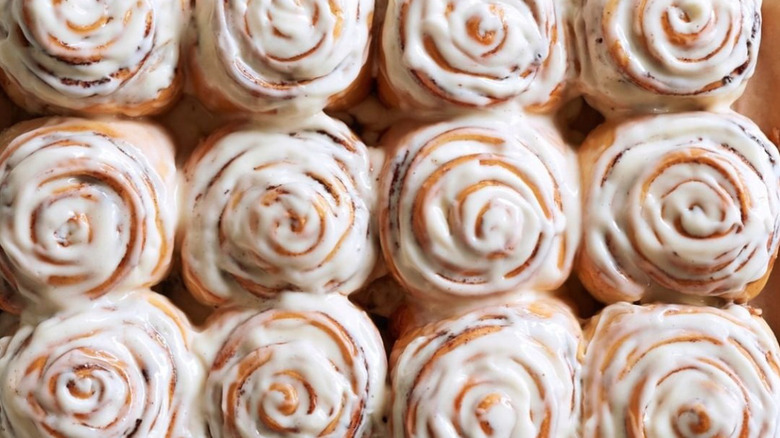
[582,303,780,438]
[380,115,579,304]
[577,0,761,114]
[182,114,377,306]
[577,112,780,304]
[379,0,568,111]
[0,118,177,314]
[0,290,202,438]
[390,298,581,438]
[192,0,373,114]
[0,0,188,115]
[201,293,387,438]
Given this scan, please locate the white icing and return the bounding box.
[380,0,568,110]
[380,114,579,304]
[575,0,761,115]
[0,0,188,115]
[0,118,177,315]
[182,113,377,306]
[580,112,780,303]
[390,298,581,438]
[0,290,203,438]
[192,0,373,114]
[198,292,387,438]
[582,303,780,438]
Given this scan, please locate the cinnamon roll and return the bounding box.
[0,290,202,438]
[576,0,761,115]
[379,0,569,112]
[0,0,189,116]
[0,118,177,314]
[200,293,387,438]
[577,112,780,304]
[390,298,582,438]
[379,115,579,305]
[582,303,780,438]
[181,114,377,306]
[191,0,374,114]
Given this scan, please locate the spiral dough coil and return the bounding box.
[200,293,387,438]
[582,302,780,438]
[0,0,189,116]
[390,298,582,438]
[577,112,780,304]
[380,115,579,305]
[379,0,569,111]
[576,0,761,115]
[182,114,377,306]
[0,290,203,438]
[191,0,374,114]
[0,118,177,314]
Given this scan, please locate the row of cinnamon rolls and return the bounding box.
[0,110,773,438]
[0,109,774,316]
[1,290,779,438]
[0,290,388,438]
[0,0,763,117]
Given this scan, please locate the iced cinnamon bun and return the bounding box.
[191,0,374,115]
[380,115,579,305]
[0,290,202,438]
[575,0,761,115]
[577,112,780,304]
[0,118,177,314]
[390,298,582,438]
[582,302,780,438]
[200,293,387,438]
[181,113,377,307]
[379,0,570,112]
[0,0,189,116]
